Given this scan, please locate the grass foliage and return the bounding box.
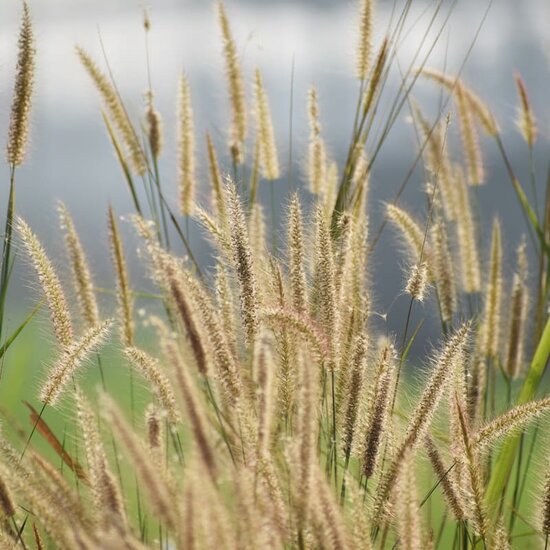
[1,1,550,548]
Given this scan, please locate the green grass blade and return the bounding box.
[485,315,550,514]
[0,300,43,361]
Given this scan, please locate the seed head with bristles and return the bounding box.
[515,73,537,148]
[177,74,196,215]
[74,389,126,530]
[40,319,112,405]
[227,182,260,345]
[456,84,484,185]
[420,68,498,135]
[17,217,74,349]
[7,2,35,166]
[288,194,308,315]
[145,90,163,160]
[313,206,338,363]
[307,87,327,195]
[542,466,550,537]
[217,1,247,164]
[124,347,180,424]
[386,203,433,277]
[505,241,529,379]
[413,106,456,221]
[341,334,368,457]
[372,323,471,523]
[431,216,457,323]
[58,202,100,329]
[76,47,146,175]
[424,436,465,521]
[101,393,178,529]
[253,68,280,181]
[395,452,422,550]
[454,166,481,293]
[454,396,487,537]
[360,340,395,478]
[473,397,550,450]
[108,206,134,347]
[356,0,374,81]
[404,262,429,302]
[206,133,227,227]
[481,219,502,359]
[164,340,218,483]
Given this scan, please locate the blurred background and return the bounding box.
[0,0,549,364]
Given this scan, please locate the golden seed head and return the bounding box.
[227,181,260,345]
[307,87,327,195]
[481,219,502,359]
[145,91,163,159]
[253,68,280,180]
[125,346,181,424]
[108,206,134,347]
[77,46,147,175]
[177,74,196,215]
[58,202,100,329]
[40,319,112,405]
[217,1,247,164]
[431,216,457,323]
[515,73,537,147]
[386,203,433,278]
[356,0,374,81]
[405,262,429,302]
[17,217,74,349]
[454,166,481,293]
[7,2,35,166]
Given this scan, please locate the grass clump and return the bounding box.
[1,2,550,549]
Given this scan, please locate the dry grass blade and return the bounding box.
[24,401,88,484]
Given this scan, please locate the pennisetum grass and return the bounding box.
[2,2,550,549]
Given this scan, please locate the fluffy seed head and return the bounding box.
[456,84,484,185]
[58,202,100,329]
[307,87,327,195]
[515,73,537,147]
[217,1,247,163]
[7,2,35,166]
[454,166,481,293]
[40,319,112,405]
[177,74,196,215]
[405,262,429,302]
[108,206,134,347]
[76,47,146,175]
[481,219,502,358]
[424,436,465,521]
[125,347,180,424]
[386,204,433,277]
[288,194,308,315]
[17,217,74,349]
[431,216,457,323]
[145,91,163,159]
[356,0,374,80]
[227,182,260,345]
[253,68,280,180]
